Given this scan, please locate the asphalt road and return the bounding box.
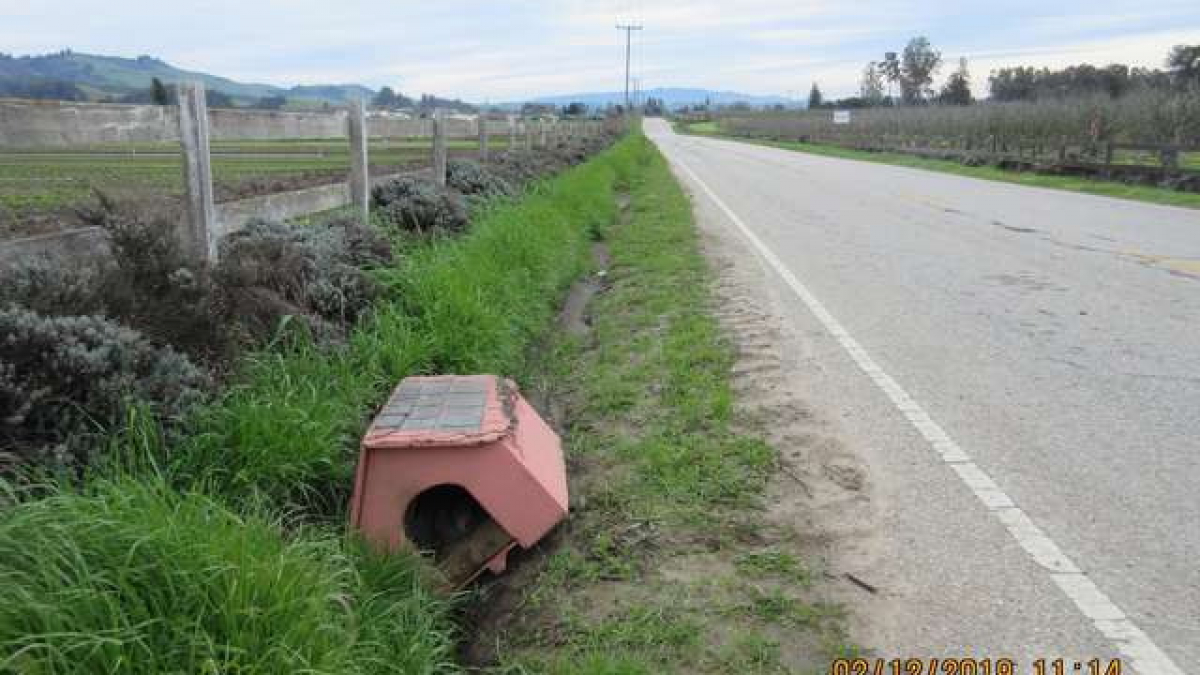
[646,119,1199,673]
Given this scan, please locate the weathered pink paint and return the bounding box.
[348,374,568,578]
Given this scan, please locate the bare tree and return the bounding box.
[900,37,942,104]
[860,61,886,105]
[878,52,901,103]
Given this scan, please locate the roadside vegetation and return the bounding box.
[675,40,1200,208]
[2,123,848,673]
[715,89,1200,158]
[681,119,1200,209]
[0,130,620,672]
[466,133,851,673]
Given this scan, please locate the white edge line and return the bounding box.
[665,143,1184,675]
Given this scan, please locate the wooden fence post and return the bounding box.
[539,120,548,148]
[432,109,447,186]
[524,120,533,151]
[177,82,216,263]
[1104,142,1114,165]
[509,117,518,153]
[347,97,370,225]
[478,115,489,162]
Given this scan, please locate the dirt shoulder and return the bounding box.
[674,146,895,654]
[463,134,864,673]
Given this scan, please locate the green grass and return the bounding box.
[734,549,811,585]
[488,133,847,673]
[686,120,720,134]
[679,120,1200,210]
[0,479,458,674]
[0,135,628,674]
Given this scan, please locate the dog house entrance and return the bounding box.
[405,484,486,556]
[404,483,515,586]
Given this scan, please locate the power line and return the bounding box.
[616,23,643,111]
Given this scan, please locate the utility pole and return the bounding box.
[616,23,642,112]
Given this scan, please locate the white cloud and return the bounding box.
[0,0,1196,101]
[962,28,1197,70]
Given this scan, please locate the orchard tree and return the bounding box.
[807,82,823,109]
[939,58,973,105]
[900,36,942,104]
[878,52,901,102]
[860,61,885,105]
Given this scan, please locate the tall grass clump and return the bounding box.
[0,479,458,674]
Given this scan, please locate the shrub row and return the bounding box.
[0,205,394,470]
[0,309,206,472]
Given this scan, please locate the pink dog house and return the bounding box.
[349,374,568,586]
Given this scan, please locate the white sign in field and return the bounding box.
[833,110,851,125]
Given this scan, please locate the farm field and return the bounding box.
[0,137,509,223]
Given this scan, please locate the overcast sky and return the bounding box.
[3,1,1198,101]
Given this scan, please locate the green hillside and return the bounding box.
[0,51,374,104]
[67,53,279,98]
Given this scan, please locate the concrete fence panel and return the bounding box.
[2,98,514,148]
[0,98,177,147]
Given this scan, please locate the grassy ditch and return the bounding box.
[678,120,1200,210]
[1,136,627,673]
[469,134,850,673]
[169,149,619,516]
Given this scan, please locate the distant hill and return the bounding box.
[0,51,374,105]
[516,87,798,110]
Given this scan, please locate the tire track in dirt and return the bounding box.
[696,195,889,649]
